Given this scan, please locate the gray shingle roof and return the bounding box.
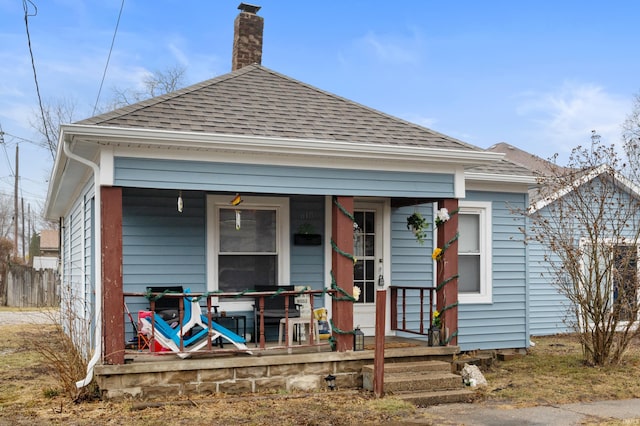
[486,142,566,176]
[466,158,534,177]
[78,64,483,152]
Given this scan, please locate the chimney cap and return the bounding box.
[238,3,261,14]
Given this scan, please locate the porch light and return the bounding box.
[324,374,336,391]
[353,326,365,351]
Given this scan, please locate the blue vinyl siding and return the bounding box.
[114,157,455,198]
[528,239,571,335]
[458,191,529,351]
[121,190,326,329]
[290,196,325,300]
[122,189,207,315]
[389,193,529,350]
[390,204,435,336]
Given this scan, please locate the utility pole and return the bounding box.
[21,197,25,261]
[14,144,19,258]
[28,203,31,262]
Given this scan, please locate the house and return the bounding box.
[488,142,640,337]
[32,229,59,271]
[45,4,535,395]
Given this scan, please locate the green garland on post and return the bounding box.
[328,196,360,338]
[433,207,460,345]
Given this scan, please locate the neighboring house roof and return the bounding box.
[79,64,485,152]
[39,229,59,251]
[465,158,535,184]
[486,142,566,176]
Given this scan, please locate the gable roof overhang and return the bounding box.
[529,164,640,213]
[45,124,505,218]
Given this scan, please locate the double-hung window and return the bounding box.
[457,201,492,304]
[580,240,638,322]
[207,195,290,309]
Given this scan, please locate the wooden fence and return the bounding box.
[0,263,61,307]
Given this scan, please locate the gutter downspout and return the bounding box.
[62,137,102,389]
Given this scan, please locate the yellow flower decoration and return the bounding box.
[432,247,443,261]
[433,310,442,328]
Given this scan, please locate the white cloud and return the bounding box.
[354,28,424,65]
[516,82,631,159]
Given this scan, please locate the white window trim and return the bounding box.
[578,237,640,328]
[206,195,290,311]
[457,201,493,304]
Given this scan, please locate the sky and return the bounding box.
[1,0,639,219]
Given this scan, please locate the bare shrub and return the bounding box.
[28,284,98,401]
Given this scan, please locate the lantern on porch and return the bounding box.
[324,374,336,391]
[353,327,365,351]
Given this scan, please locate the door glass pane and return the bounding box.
[218,255,276,292]
[365,259,374,281]
[220,209,276,252]
[459,255,480,293]
[459,214,479,253]
[354,210,376,304]
[365,281,375,303]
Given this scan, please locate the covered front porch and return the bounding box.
[102,190,462,366]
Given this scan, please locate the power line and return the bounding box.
[22,0,53,156]
[0,122,15,177]
[93,0,126,115]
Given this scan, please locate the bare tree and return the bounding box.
[525,132,640,366]
[108,65,186,109]
[0,192,13,240]
[623,93,640,183]
[29,97,77,160]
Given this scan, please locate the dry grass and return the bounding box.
[2,324,640,425]
[478,334,640,407]
[0,324,418,425]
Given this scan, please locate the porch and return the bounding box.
[98,287,460,400]
[96,336,459,400]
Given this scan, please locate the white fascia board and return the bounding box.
[44,132,69,218]
[465,172,537,185]
[454,166,466,198]
[99,148,114,186]
[62,124,504,168]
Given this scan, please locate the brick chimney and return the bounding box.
[232,3,263,71]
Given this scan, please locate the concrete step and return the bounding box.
[390,388,476,406]
[381,372,463,393]
[363,368,463,392]
[362,360,451,375]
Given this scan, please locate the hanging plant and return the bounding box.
[406,212,429,245]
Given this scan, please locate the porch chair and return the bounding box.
[139,288,252,358]
[253,285,301,346]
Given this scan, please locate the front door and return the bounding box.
[353,201,385,335]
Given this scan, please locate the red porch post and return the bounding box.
[102,186,124,364]
[436,199,459,346]
[331,196,354,351]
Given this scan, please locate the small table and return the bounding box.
[212,314,247,340]
[278,317,319,346]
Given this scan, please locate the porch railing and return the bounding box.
[123,288,334,355]
[389,285,436,337]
